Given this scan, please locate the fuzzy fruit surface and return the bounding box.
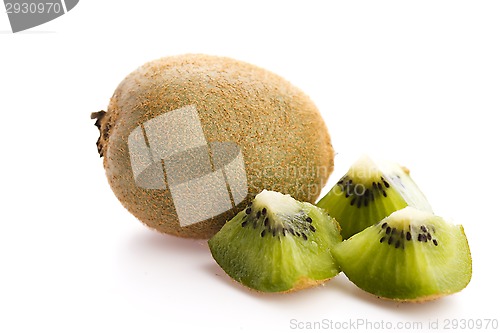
[93,54,334,238]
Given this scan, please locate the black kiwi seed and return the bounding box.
[282,229,286,237]
[262,208,267,216]
[261,230,266,237]
[301,233,308,241]
[427,233,432,240]
[382,190,387,197]
[433,239,438,246]
[309,225,316,232]
[380,237,385,243]
[382,178,390,188]
[245,207,252,215]
[391,228,396,235]
[395,240,401,249]
[256,211,261,219]
[386,227,392,235]
[382,222,388,229]
[421,226,427,233]
[350,197,357,206]
[377,183,383,190]
[306,216,313,223]
[264,217,269,227]
[418,234,423,242]
[241,221,248,227]
[406,232,411,241]
[388,236,393,245]
[272,229,276,237]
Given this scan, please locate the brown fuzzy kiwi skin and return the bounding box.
[93,54,334,239]
[232,276,331,294]
[285,277,331,294]
[370,292,445,303]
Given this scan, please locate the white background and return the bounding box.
[1,1,499,332]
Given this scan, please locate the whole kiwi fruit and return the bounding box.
[92,54,334,238]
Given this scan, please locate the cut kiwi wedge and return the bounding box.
[317,155,432,239]
[333,207,472,302]
[208,190,342,293]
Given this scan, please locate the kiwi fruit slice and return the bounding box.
[92,54,334,238]
[317,155,432,239]
[333,206,472,302]
[208,190,342,293]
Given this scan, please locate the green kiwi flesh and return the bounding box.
[333,207,472,302]
[317,155,432,239]
[208,190,342,293]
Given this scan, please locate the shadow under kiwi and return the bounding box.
[325,273,459,315]
[200,260,261,297]
[200,262,349,306]
[124,228,210,255]
[117,228,212,278]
